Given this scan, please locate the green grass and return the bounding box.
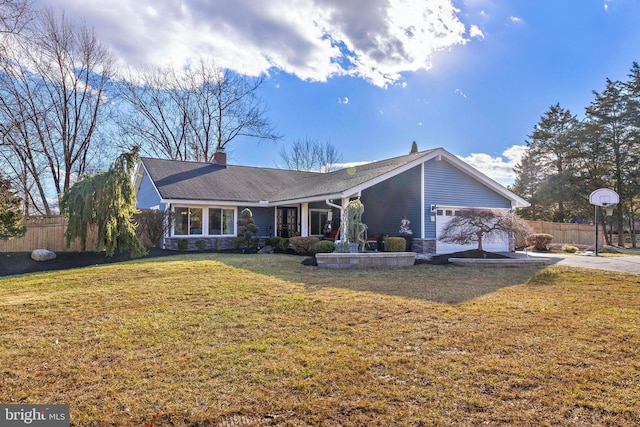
[1,253,639,426]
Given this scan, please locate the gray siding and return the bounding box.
[240,206,274,237]
[361,166,422,239]
[136,171,163,209]
[423,159,511,238]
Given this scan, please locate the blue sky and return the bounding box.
[38,0,640,185]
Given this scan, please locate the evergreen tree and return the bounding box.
[510,151,545,220]
[60,148,146,257]
[583,78,638,244]
[0,173,26,240]
[623,62,640,247]
[527,103,581,222]
[236,208,259,250]
[410,141,418,154]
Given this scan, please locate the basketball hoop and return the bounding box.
[589,188,619,256]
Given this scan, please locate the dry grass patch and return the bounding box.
[0,253,639,426]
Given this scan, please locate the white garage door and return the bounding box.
[435,208,509,254]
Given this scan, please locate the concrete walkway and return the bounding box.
[507,251,640,274]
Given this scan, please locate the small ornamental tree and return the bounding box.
[0,173,27,240]
[236,208,259,249]
[60,148,146,258]
[438,208,531,252]
[135,209,173,248]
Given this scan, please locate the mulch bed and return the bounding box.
[0,248,179,277]
[1,248,510,276]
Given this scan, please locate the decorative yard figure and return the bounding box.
[399,215,413,251]
[399,215,412,235]
[344,199,368,252]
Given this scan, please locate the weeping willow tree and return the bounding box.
[60,148,146,257]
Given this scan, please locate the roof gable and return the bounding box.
[138,148,529,207]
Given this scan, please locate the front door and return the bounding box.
[277,207,298,238]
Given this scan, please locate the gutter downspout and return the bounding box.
[164,203,171,250]
[325,199,344,242]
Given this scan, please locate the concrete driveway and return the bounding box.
[512,251,640,274]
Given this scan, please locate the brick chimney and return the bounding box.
[213,148,226,166]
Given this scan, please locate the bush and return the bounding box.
[290,236,319,254]
[265,237,280,247]
[525,233,553,251]
[177,238,189,251]
[236,208,259,248]
[384,237,406,252]
[195,239,207,251]
[266,237,289,252]
[315,240,336,253]
[562,244,579,253]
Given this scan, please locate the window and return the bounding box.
[209,208,235,235]
[174,207,203,235]
[310,210,330,235]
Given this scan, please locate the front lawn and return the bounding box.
[1,253,638,426]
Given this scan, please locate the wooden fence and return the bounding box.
[523,220,601,247]
[0,216,603,253]
[0,216,98,253]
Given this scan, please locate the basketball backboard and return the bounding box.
[589,188,619,206]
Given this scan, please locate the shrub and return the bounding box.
[562,244,579,253]
[195,239,207,251]
[277,238,290,252]
[265,237,289,252]
[290,236,319,254]
[265,237,280,247]
[177,238,189,251]
[384,237,406,252]
[315,240,336,253]
[525,233,553,251]
[236,208,259,248]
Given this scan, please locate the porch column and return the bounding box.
[300,203,309,236]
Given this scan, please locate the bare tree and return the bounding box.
[0,0,32,35]
[438,208,531,252]
[117,58,280,162]
[0,7,114,214]
[278,137,343,172]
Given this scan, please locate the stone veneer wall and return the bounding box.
[163,237,267,251]
[316,252,416,269]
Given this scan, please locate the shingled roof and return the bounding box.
[140,149,437,204]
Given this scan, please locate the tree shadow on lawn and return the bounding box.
[301,263,547,304]
[220,250,546,305]
[1,249,547,305]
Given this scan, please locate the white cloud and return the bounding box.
[509,16,523,23]
[454,88,467,98]
[40,0,474,87]
[469,24,484,39]
[458,145,526,186]
[338,96,349,104]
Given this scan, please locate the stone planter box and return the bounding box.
[316,252,416,269]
